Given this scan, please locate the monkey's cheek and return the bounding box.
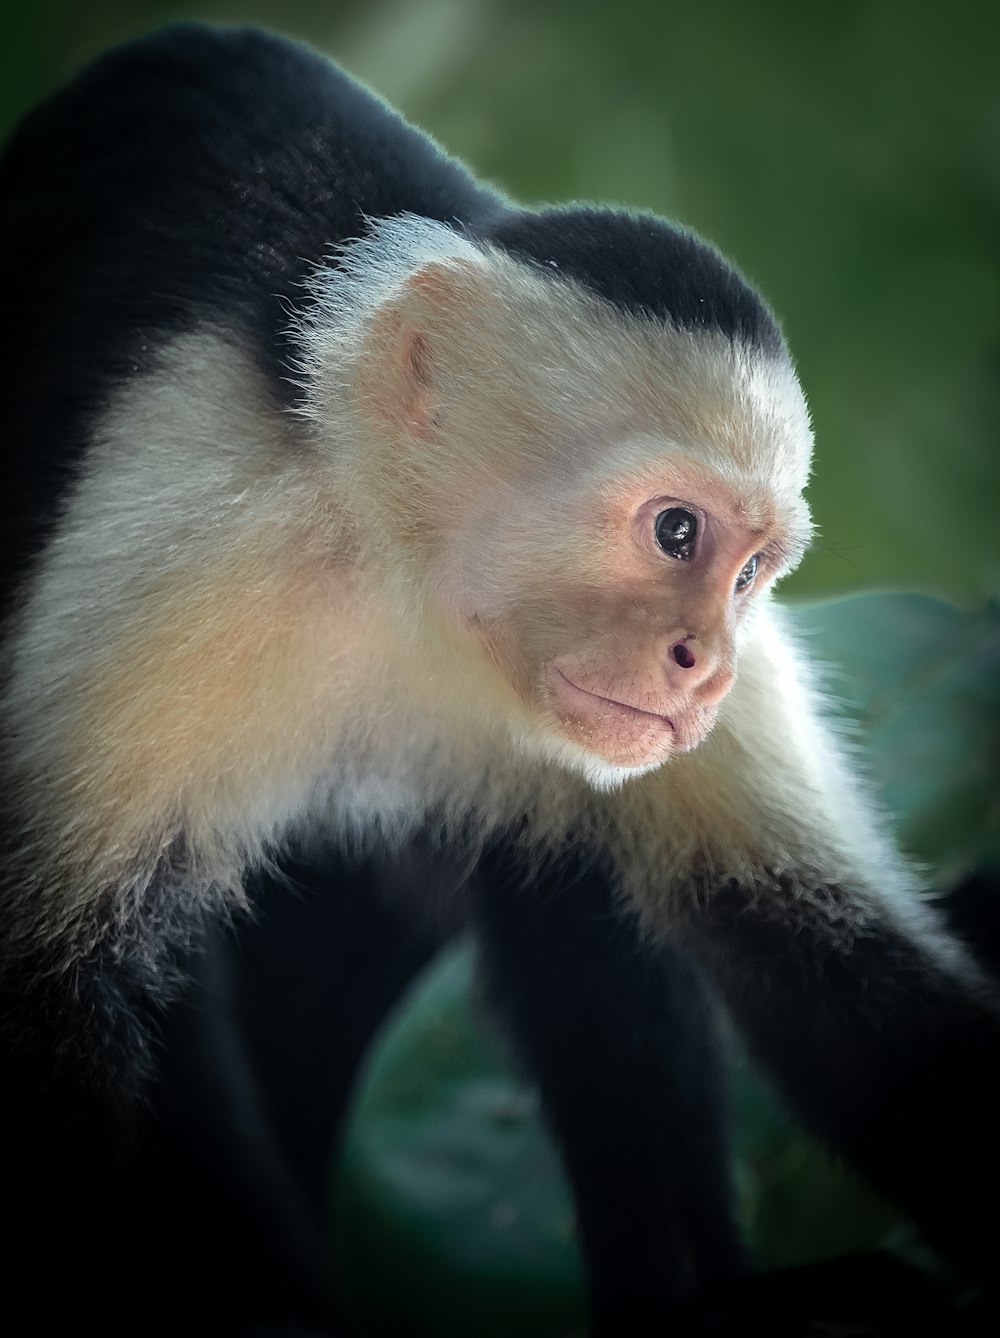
[545,667,677,769]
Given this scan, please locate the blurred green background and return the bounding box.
[2,0,997,604]
[2,6,997,1332]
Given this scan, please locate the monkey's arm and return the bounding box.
[673,606,1000,1275]
[685,867,1000,1275]
[473,843,744,1337]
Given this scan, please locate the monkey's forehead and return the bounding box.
[493,298,815,505]
[611,329,812,489]
[465,239,812,486]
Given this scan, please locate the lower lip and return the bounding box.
[553,668,675,733]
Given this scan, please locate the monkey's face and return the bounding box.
[452,454,809,780]
[344,247,813,783]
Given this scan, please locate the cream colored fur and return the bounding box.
[0,216,971,982]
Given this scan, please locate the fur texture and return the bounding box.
[1,23,998,1338]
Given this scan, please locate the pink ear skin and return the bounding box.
[357,258,488,442]
[397,326,436,440]
[354,305,434,440]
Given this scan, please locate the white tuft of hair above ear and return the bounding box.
[289,214,487,431]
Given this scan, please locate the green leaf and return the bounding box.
[332,946,585,1338]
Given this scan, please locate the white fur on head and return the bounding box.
[291,214,815,622]
[6,214,965,992]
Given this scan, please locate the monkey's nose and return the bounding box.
[665,638,734,706]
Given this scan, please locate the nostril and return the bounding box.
[672,642,696,669]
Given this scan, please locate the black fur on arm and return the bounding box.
[681,872,1000,1277]
[472,841,745,1336]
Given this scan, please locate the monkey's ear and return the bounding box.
[358,257,491,440]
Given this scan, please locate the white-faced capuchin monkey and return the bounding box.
[0,22,997,1338]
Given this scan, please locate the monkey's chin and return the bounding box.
[545,666,678,772]
[510,668,716,790]
[518,725,670,792]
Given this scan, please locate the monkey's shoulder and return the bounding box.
[0,24,494,400]
[1,23,490,253]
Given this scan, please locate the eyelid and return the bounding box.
[759,546,792,579]
[645,497,705,526]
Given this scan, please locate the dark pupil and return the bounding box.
[654,507,697,559]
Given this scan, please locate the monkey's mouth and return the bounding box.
[552,669,674,728]
[548,666,676,767]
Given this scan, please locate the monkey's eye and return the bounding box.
[654,507,697,560]
[735,555,759,593]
